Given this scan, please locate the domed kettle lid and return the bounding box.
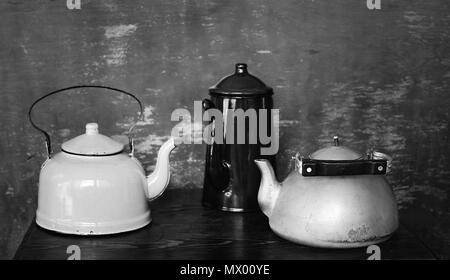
[61,123,124,156]
[209,63,273,96]
[309,136,363,161]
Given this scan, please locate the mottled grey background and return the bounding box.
[0,0,449,259]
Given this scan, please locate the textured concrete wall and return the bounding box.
[1,0,449,259]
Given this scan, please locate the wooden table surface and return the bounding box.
[14,189,438,260]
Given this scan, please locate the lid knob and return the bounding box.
[235,63,248,75]
[86,123,99,135]
[333,136,339,146]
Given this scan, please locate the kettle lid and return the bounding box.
[309,136,362,160]
[209,63,273,96]
[61,123,124,156]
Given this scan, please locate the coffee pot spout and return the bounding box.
[146,137,177,201]
[254,159,280,217]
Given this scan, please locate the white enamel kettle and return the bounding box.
[29,86,177,235]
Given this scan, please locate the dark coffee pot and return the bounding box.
[202,63,277,212]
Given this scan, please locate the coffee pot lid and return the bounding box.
[309,136,363,161]
[61,123,124,156]
[209,63,273,96]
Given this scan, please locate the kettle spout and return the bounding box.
[146,137,177,201]
[254,159,280,218]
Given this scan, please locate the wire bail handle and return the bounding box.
[28,85,144,158]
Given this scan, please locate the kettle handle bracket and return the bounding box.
[128,137,135,157]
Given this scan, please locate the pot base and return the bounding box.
[202,201,258,213]
[36,210,151,235]
[271,226,394,249]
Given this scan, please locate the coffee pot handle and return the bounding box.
[28,85,144,158]
[202,98,215,110]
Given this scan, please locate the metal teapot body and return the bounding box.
[255,137,398,248]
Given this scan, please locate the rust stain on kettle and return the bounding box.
[324,225,386,244]
[347,225,371,242]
